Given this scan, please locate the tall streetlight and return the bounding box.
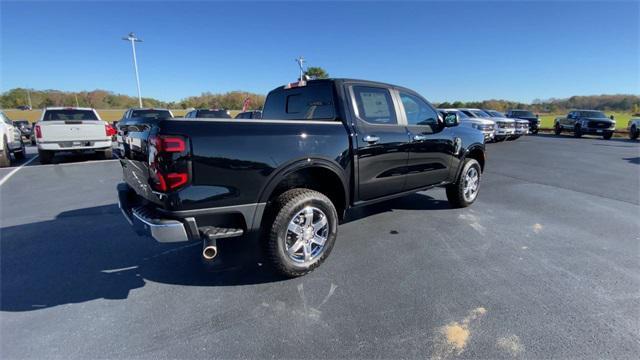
[295,56,305,81]
[122,32,143,107]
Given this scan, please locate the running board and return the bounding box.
[199,226,244,240]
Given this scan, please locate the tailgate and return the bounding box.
[117,119,158,204]
[40,120,108,142]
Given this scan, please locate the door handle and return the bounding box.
[363,135,380,144]
[412,134,428,142]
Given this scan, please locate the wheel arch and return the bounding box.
[258,157,349,216]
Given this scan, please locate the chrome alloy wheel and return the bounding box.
[463,166,480,202]
[285,206,329,263]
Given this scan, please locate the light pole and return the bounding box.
[122,32,143,107]
[295,56,305,82]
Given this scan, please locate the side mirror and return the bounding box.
[610,115,614,120]
[444,113,460,127]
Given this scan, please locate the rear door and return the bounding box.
[397,90,455,188]
[349,84,410,201]
[39,109,106,142]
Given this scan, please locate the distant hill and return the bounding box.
[2,88,638,113]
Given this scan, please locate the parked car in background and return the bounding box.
[554,110,615,139]
[439,108,495,142]
[505,109,540,134]
[0,111,26,167]
[17,105,32,111]
[13,120,33,143]
[460,108,515,141]
[627,117,640,140]
[235,110,262,119]
[33,107,114,164]
[117,78,486,277]
[120,108,174,121]
[483,110,528,140]
[183,109,232,119]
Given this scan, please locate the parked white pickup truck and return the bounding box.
[0,111,26,167]
[34,107,115,164]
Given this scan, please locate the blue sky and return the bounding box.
[1,1,638,103]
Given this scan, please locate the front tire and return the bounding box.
[14,141,25,160]
[554,123,562,135]
[0,138,10,168]
[446,158,481,208]
[532,129,539,135]
[266,188,338,277]
[574,125,582,138]
[630,125,638,140]
[603,132,613,140]
[38,149,54,164]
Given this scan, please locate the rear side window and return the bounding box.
[353,86,397,125]
[130,110,173,119]
[196,110,231,119]
[262,83,336,120]
[43,110,98,121]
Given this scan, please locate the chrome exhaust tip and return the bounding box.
[202,239,218,260]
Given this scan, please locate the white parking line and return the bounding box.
[0,155,40,187]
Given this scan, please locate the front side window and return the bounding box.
[352,86,397,125]
[399,92,438,128]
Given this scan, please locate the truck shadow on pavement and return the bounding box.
[0,204,280,312]
[1,193,449,312]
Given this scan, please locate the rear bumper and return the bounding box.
[38,140,112,151]
[117,183,265,243]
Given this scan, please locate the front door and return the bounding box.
[397,90,455,189]
[351,85,410,201]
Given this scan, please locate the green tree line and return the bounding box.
[436,94,640,113]
[2,87,638,113]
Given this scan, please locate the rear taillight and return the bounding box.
[35,125,42,139]
[105,124,117,137]
[148,135,190,192]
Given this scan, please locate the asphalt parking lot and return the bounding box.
[1,135,639,359]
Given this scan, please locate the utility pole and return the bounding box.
[295,56,306,81]
[27,89,32,109]
[122,32,143,107]
[74,93,80,107]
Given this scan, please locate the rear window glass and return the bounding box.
[512,111,534,117]
[262,83,336,120]
[196,110,231,119]
[43,110,98,121]
[352,86,397,125]
[130,110,173,119]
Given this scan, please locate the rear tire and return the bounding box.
[532,129,539,135]
[446,158,481,208]
[554,123,562,135]
[630,125,638,140]
[266,188,338,277]
[38,149,54,164]
[101,148,113,160]
[31,137,36,145]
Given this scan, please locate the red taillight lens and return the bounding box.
[148,135,190,193]
[105,124,117,137]
[151,136,185,153]
[35,125,42,139]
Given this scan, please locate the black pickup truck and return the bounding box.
[554,110,616,139]
[117,79,486,277]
